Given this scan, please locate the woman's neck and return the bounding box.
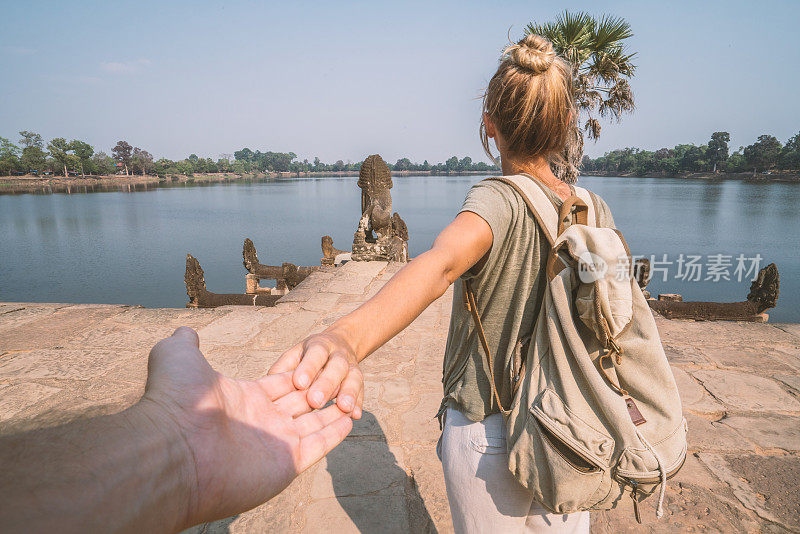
[501,154,571,199]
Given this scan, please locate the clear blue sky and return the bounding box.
[1,0,798,164]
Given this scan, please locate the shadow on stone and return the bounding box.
[325,411,437,533]
[181,514,239,533]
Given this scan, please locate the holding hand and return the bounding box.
[142,327,354,526]
[269,330,365,419]
[0,326,354,534]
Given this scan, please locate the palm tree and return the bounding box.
[526,11,636,182]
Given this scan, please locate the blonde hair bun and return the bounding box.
[506,34,555,74]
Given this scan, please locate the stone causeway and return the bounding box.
[1,260,799,532]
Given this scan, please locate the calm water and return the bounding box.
[1,175,798,322]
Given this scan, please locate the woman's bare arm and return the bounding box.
[269,211,493,418]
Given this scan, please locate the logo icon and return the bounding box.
[577,251,608,283]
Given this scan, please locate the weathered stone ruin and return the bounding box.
[321,235,347,266]
[645,263,780,322]
[185,254,280,308]
[352,154,409,262]
[243,238,318,294]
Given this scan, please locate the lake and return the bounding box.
[1,175,797,322]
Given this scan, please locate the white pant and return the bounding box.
[439,407,590,534]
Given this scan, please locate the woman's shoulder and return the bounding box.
[462,178,521,214]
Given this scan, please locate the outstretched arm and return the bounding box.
[269,211,493,418]
[0,327,353,533]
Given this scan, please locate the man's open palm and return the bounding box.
[143,327,353,526]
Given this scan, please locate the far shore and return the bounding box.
[582,170,800,182]
[0,170,492,195]
[1,168,798,195]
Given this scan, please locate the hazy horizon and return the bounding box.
[2,0,798,164]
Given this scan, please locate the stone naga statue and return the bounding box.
[356,154,394,241]
[352,154,410,262]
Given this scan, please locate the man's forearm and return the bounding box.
[326,248,455,360]
[0,400,195,533]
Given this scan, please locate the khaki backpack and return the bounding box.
[464,175,686,523]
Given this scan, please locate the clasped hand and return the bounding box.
[268,329,364,420]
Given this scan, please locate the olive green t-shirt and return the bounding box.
[441,175,615,422]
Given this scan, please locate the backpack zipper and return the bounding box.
[617,451,686,485]
[534,418,601,473]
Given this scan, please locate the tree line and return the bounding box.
[582,131,800,176]
[0,131,498,178]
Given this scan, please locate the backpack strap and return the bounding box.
[463,174,562,415]
[463,176,600,414]
[463,277,509,415]
[485,175,559,245]
[572,185,597,227]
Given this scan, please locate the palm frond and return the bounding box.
[526,10,593,67]
[599,79,635,120]
[524,10,637,150]
[585,118,602,140]
[586,44,637,83]
[591,14,633,52]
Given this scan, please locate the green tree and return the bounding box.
[526,11,636,182]
[18,131,47,175]
[707,132,730,172]
[91,152,116,175]
[726,149,747,173]
[112,141,133,175]
[394,157,412,171]
[69,140,94,177]
[743,135,782,173]
[47,137,75,177]
[779,131,800,170]
[131,147,154,176]
[0,137,21,175]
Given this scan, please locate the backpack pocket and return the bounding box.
[523,389,614,513]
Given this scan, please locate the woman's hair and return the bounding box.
[480,34,574,165]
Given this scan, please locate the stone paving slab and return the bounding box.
[1,263,799,533]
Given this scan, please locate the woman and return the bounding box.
[270,34,615,532]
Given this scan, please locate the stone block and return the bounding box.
[700,347,795,373]
[311,439,407,498]
[196,309,270,347]
[302,496,408,534]
[0,349,142,382]
[338,260,389,279]
[719,414,800,451]
[774,323,800,339]
[401,392,443,444]
[697,453,799,532]
[379,377,413,406]
[722,455,800,531]
[684,413,754,453]
[0,382,62,422]
[254,310,321,350]
[300,292,342,313]
[774,373,800,394]
[691,370,800,412]
[0,306,130,351]
[671,366,725,417]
